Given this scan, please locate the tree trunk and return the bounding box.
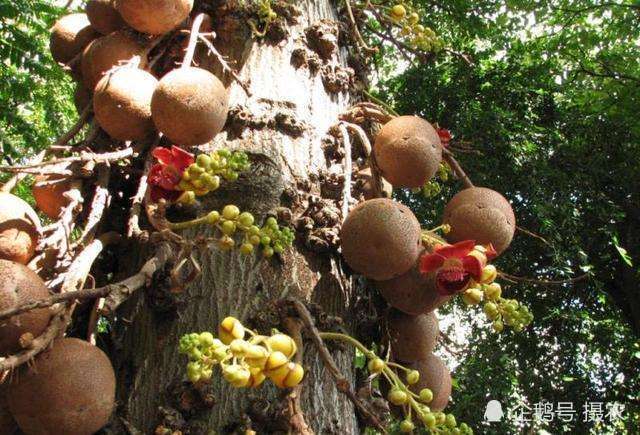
[111,1,361,433]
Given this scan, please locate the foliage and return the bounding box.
[0,0,76,163]
[376,0,640,433]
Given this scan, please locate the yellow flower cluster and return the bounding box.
[179,317,304,389]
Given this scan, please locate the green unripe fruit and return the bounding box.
[273,244,284,254]
[446,414,457,428]
[419,388,433,403]
[239,212,255,227]
[224,171,239,182]
[484,302,498,319]
[493,319,504,333]
[249,235,261,245]
[261,236,271,246]
[263,247,274,258]
[407,370,420,385]
[199,332,215,347]
[266,217,278,229]
[223,205,240,220]
[222,220,237,236]
[423,412,436,428]
[367,358,385,374]
[435,412,446,425]
[196,154,212,169]
[206,211,221,224]
[240,243,254,255]
[399,419,414,433]
[249,225,261,236]
[189,165,205,176]
[388,388,408,405]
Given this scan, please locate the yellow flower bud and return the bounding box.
[244,345,269,369]
[480,264,498,284]
[266,333,297,359]
[406,370,420,385]
[390,4,406,20]
[269,362,305,388]
[223,364,251,388]
[229,339,249,357]
[219,316,245,344]
[419,388,433,403]
[264,351,289,374]
[388,388,408,405]
[367,358,385,374]
[484,282,502,300]
[462,288,483,305]
[247,367,266,388]
[177,191,196,205]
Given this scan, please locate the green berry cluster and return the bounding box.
[178,149,250,201]
[179,317,304,389]
[168,205,294,258]
[461,265,534,333]
[387,3,444,53]
[413,162,451,198]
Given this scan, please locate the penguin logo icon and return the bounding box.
[484,400,504,422]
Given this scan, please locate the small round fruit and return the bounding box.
[94,67,158,141]
[81,30,148,90]
[376,252,453,315]
[388,310,439,363]
[49,13,98,64]
[373,116,443,188]
[0,260,52,356]
[8,338,115,435]
[32,175,78,220]
[0,192,41,264]
[408,354,452,411]
[340,198,422,281]
[443,187,516,256]
[151,67,228,146]
[86,0,126,35]
[115,0,194,35]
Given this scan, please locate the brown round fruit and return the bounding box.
[408,354,452,411]
[81,30,148,90]
[50,13,98,64]
[0,260,52,356]
[32,175,78,220]
[151,67,228,146]
[115,0,194,35]
[373,116,443,188]
[340,198,422,281]
[8,338,116,435]
[376,249,453,315]
[388,310,439,363]
[94,67,158,141]
[74,84,92,114]
[443,187,516,255]
[0,192,41,264]
[86,0,126,35]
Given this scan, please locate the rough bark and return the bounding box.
[111,1,362,433]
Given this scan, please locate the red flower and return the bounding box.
[419,240,483,296]
[148,146,194,202]
[437,128,452,147]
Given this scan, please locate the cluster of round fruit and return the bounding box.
[461,265,534,332]
[387,4,444,53]
[177,150,251,201]
[413,162,451,199]
[176,206,294,258]
[179,317,304,389]
[51,0,229,148]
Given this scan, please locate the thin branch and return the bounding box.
[344,0,377,54]
[442,149,474,189]
[343,121,385,199]
[284,299,386,432]
[127,150,155,240]
[198,33,252,96]
[76,164,111,247]
[182,13,205,69]
[0,147,133,172]
[499,272,590,286]
[1,150,46,193]
[516,225,552,247]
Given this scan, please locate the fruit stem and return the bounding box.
[167,214,211,230]
[182,13,206,69]
[363,90,399,117]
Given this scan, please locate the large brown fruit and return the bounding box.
[373,116,443,188]
[0,192,41,264]
[94,67,158,141]
[388,310,439,363]
[151,67,228,146]
[443,187,516,255]
[8,338,116,435]
[341,198,422,281]
[0,260,52,356]
[81,30,148,90]
[86,0,126,35]
[49,14,98,64]
[115,0,194,35]
[408,354,452,411]
[376,250,453,315]
[32,175,78,220]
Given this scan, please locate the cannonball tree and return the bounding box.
[0,0,557,433]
